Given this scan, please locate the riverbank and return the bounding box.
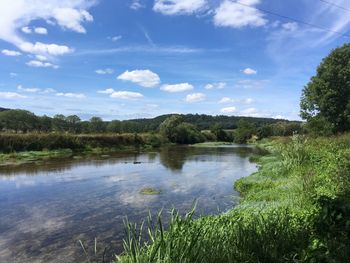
[0,133,165,166]
[116,134,350,262]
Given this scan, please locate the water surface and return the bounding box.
[0,145,257,262]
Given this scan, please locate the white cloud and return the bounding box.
[131,0,144,10]
[34,27,48,34]
[42,88,56,93]
[219,97,255,104]
[26,60,59,69]
[204,82,226,90]
[219,97,237,104]
[274,115,285,119]
[97,88,115,94]
[239,107,259,117]
[245,97,254,104]
[95,68,114,75]
[21,26,32,34]
[0,0,94,56]
[161,83,194,93]
[236,79,268,89]
[56,92,86,99]
[111,35,122,42]
[17,85,40,93]
[214,0,267,28]
[110,91,144,100]
[185,93,206,103]
[10,72,17,77]
[19,42,73,56]
[1,49,21,56]
[0,92,26,99]
[220,106,237,114]
[153,0,207,15]
[282,22,298,32]
[35,54,48,61]
[242,67,257,75]
[53,8,93,33]
[117,69,160,87]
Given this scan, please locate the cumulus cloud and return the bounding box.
[117,69,160,87]
[0,0,94,56]
[204,82,226,90]
[35,55,48,61]
[19,42,73,56]
[242,67,257,75]
[21,26,48,34]
[1,49,21,56]
[97,88,115,94]
[185,93,206,103]
[219,97,255,104]
[110,91,144,100]
[56,92,86,99]
[95,68,114,74]
[153,0,207,15]
[214,0,267,28]
[0,91,27,99]
[26,60,59,68]
[34,27,48,34]
[221,106,237,114]
[161,83,194,93]
[21,26,32,34]
[98,88,144,100]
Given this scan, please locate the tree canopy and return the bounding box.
[301,43,350,134]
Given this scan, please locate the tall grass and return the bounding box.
[116,134,350,262]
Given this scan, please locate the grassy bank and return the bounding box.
[115,134,350,263]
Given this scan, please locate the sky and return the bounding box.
[0,0,350,121]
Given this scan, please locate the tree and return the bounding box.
[0,109,39,132]
[89,117,105,133]
[159,115,205,144]
[159,115,184,142]
[234,119,256,144]
[301,43,350,134]
[66,115,81,133]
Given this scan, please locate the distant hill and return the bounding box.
[0,107,9,112]
[129,113,297,131]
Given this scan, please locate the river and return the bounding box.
[0,145,257,262]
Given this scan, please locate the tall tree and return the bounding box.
[301,43,350,134]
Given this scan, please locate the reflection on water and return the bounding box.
[0,145,257,262]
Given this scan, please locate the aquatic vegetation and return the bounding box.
[139,187,162,195]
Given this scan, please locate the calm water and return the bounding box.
[0,145,257,262]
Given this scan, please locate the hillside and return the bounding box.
[129,114,297,131]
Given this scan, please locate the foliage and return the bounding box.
[301,43,350,134]
[0,133,164,153]
[0,109,297,134]
[159,115,205,144]
[234,119,257,143]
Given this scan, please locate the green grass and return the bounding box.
[115,134,350,263]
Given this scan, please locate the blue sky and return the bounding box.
[0,0,349,120]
